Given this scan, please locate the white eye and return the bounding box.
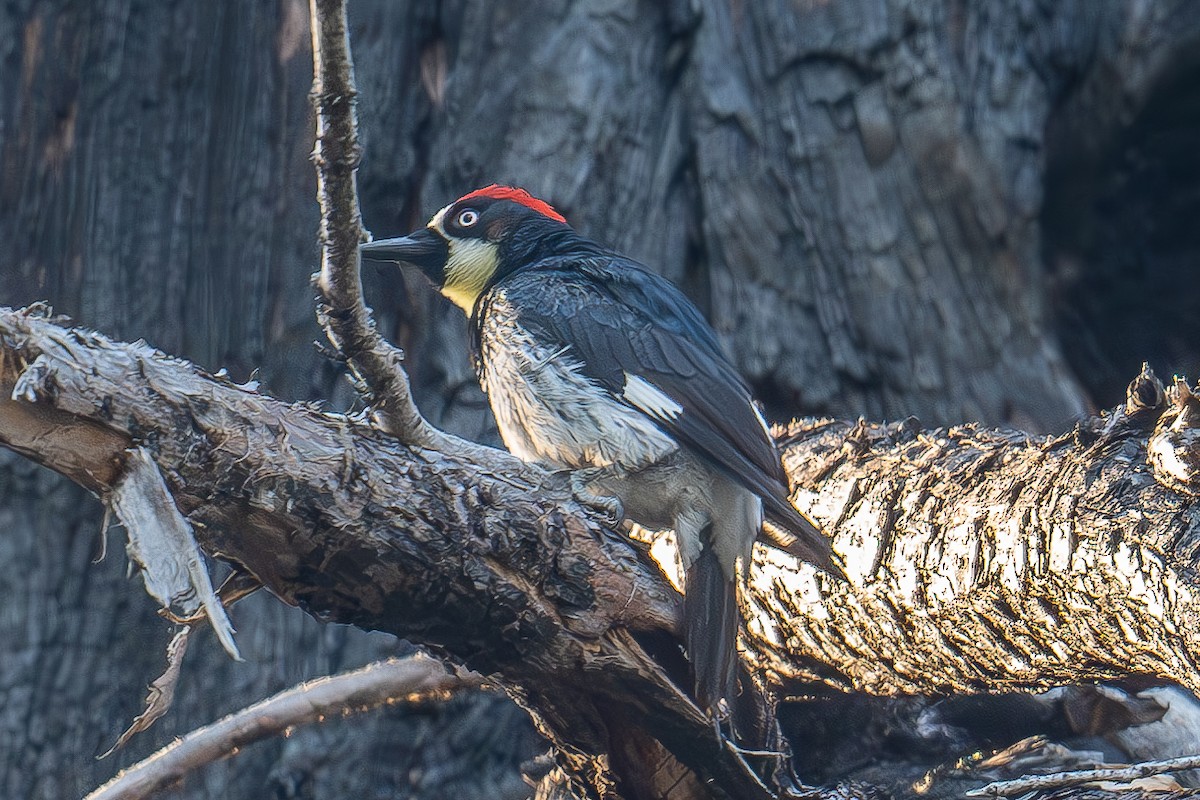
[456,209,479,227]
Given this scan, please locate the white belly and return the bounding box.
[480,295,677,471]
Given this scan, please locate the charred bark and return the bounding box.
[751,408,1200,696]
[0,308,770,800]
[4,307,1200,799]
[4,0,1200,798]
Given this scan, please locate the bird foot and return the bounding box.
[569,471,625,526]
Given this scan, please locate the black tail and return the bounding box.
[762,503,846,580]
[685,543,739,712]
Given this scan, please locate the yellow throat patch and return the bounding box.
[441,237,499,311]
[428,204,500,312]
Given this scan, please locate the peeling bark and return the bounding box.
[0,308,780,800]
[5,1,1200,797]
[109,446,238,658]
[748,409,1200,697]
[5,307,1200,799]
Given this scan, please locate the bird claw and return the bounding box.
[569,472,625,526]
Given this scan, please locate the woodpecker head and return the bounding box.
[361,185,569,311]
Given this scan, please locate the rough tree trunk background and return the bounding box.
[1,1,1198,798]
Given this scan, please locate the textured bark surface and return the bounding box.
[750,412,1200,696]
[1042,2,1200,403]
[363,0,1101,433]
[0,309,779,800]
[3,0,1200,798]
[5,309,1200,799]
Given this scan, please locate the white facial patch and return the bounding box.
[428,203,452,232]
[622,372,683,421]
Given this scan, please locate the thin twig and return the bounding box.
[966,753,1200,797]
[308,0,435,444]
[306,0,544,469]
[84,655,485,800]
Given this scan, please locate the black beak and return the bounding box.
[360,228,449,284]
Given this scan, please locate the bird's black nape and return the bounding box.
[494,212,605,276]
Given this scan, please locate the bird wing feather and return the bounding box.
[498,257,839,574]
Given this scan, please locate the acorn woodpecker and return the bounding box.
[362,185,839,712]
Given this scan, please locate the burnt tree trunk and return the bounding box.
[0,307,1198,800]
[2,1,1199,798]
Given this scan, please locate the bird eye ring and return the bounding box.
[456,209,479,227]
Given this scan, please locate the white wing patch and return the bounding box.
[622,372,683,421]
[481,299,677,470]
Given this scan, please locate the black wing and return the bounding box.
[495,256,839,574]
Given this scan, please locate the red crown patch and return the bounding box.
[458,184,567,224]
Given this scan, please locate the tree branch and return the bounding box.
[967,752,1200,798]
[0,307,779,800]
[740,376,1200,700]
[6,307,1200,798]
[308,0,435,446]
[84,655,484,800]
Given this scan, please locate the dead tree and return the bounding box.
[4,0,1200,798]
[2,299,1200,799]
[8,65,1200,782]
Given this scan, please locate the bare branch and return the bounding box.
[307,0,435,445]
[7,306,1200,798]
[966,753,1200,798]
[85,655,484,800]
